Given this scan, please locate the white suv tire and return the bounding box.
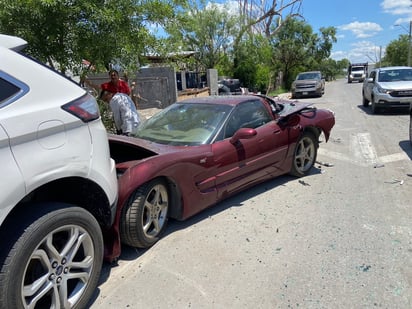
[0,203,103,309]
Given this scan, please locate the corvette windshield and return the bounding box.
[136,102,232,145]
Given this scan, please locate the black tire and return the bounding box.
[371,97,378,114]
[290,132,318,177]
[362,93,369,107]
[120,179,169,248]
[0,203,103,309]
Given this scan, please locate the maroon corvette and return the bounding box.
[103,95,335,261]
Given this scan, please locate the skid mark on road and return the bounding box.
[318,132,409,167]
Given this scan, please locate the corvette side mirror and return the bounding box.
[230,128,257,144]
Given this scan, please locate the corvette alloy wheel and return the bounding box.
[290,132,318,177]
[121,179,169,248]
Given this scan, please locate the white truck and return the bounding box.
[348,62,368,83]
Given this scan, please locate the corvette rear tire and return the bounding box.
[290,132,318,177]
[0,203,103,309]
[120,179,169,248]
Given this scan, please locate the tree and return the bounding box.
[0,0,184,74]
[165,1,239,72]
[270,18,313,88]
[269,18,336,88]
[383,34,410,66]
[233,35,272,92]
[236,0,303,40]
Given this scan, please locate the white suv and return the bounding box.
[362,66,412,113]
[0,35,118,308]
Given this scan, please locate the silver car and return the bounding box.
[362,66,412,114]
[0,34,118,308]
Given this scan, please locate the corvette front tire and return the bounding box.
[120,179,169,248]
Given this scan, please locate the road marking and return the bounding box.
[379,152,410,163]
[318,132,410,167]
[318,148,354,164]
[351,133,378,165]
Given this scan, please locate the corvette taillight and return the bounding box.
[61,94,100,122]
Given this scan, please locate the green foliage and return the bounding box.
[233,35,272,92]
[382,34,410,66]
[0,0,340,92]
[269,18,337,89]
[165,0,239,71]
[98,98,116,133]
[0,0,183,74]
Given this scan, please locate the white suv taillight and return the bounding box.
[61,94,100,122]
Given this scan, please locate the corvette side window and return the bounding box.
[224,100,272,139]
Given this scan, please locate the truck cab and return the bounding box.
[348,62,368,83]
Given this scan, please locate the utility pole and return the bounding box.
[408,20,411,66]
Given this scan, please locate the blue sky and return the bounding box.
[153,0,412,64]
[300,0,412,63]
[205,0,412,63]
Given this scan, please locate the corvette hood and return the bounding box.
[108,133,180,155]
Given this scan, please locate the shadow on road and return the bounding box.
[357,104,409,115]
[88,165,324,306]
[399,140,412,160]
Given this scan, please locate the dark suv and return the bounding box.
[291,71,325,99]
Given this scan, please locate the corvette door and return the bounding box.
[211,100,289,197]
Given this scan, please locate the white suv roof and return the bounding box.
[0,34,27,51]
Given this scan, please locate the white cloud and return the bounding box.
[382,0,412,25]
[332,40,385,63]
[206,0,239,15]
[381,0,412,15]
[339,21,383,38]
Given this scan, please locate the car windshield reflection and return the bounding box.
[378,68,412,82]
[136,102,232,145]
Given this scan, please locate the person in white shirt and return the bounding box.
[100,90,142,136]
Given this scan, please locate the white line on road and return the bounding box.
[318,132,410,167]
[351,132,378,165]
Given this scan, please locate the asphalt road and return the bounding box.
[89,79,412,308]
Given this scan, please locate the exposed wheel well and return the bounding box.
[3,177,113,231]
[303,126,322,144]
